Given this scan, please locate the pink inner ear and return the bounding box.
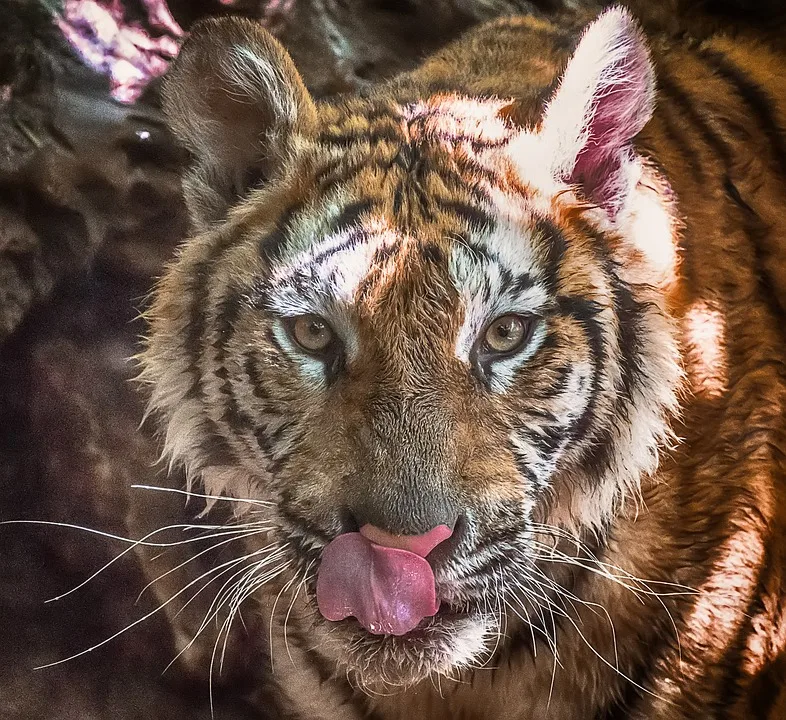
[568,23,654,216]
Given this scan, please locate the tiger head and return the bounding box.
[141,8,682,689]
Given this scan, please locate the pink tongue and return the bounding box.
[316,532,442,636]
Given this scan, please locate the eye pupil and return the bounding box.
[496,322,513,338]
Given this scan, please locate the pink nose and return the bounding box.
[358,524,453,558]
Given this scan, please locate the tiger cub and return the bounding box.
[140,6,786,719]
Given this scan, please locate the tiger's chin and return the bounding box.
[308,606,495,690]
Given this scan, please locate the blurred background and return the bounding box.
[0,1,784,718]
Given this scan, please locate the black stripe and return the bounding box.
[300,230,363,271]
[556,295,606,470]
[510,271,536,294]
[538,363,573,400]
[534,217,568,294]
[655,71,734,166]
[435,164,493,206]
[450,152,507,190]
[317,125,402,148]
[355,240,402,301]
[242,352,269,401]
[314,158,367,198]
[420,242,444,264]
[657,70,786,329]
[716,543,773,720]
[650,91,707,183]
[212,285,242,365]
[392,184,404,215]
[243,352,288,459]
[724,177,786,322]
[510,452,541,486]
[258,207,296,263]
[212,284,284,462]
[577,219,647,402]
[698,48,786,177]
[372,239,401,267]
[181,231,241,464]
[327,198,377,236]
[528,423,564,458]
[434,198,496,232]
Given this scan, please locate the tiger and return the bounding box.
[138,4,786,719]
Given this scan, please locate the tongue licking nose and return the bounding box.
[316,524,453,636]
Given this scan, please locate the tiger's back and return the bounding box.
[140,7,786,720]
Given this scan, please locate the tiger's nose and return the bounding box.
[359,523,453,558]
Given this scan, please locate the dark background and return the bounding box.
[0,1,783,718]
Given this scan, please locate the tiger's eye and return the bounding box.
[292,315,334,353]
[484,315,530,354]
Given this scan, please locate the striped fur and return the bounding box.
[139,7,786,719]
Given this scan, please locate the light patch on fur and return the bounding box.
[402,95,514,147]
[449,225,549,371]
[266,214,400,361]
[227,45,299,129]
[685,300,728,398]
[614,167,681,288]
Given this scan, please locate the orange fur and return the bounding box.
[139,7,786,719]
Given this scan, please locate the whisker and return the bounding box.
[0,519,266,603]
[508,577,665,704]
[219,561,291,674]
[208,562,290,712]
[162,552,288,675]
[284,562,314,666]
[131,484,275,508]
[137,529,274,603]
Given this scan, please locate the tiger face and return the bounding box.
[142,9,682,689]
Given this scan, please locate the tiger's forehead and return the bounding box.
[261,200,554,327]
[316,93,516,150]
[256,92,555,334]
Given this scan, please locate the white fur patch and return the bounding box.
[227,45,299,127]
[449,221,550,385]
[265,214,400,366]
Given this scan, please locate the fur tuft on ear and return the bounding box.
[162,17,316,229]
[540,7,655,216]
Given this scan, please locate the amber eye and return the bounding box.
[483,314,533,355]
[291,315,334,353]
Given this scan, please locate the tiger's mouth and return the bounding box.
[305,588,495,689]
[278,515,503,684]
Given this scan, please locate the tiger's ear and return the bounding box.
[162,17,316,230]
[538,7,654,217]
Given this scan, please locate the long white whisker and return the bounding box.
[131,484,275,507]
[0,520,264,603]
[208,562,290,712]
[33,546,282,670]
[283,564,314,666]
[137,529,274,602]
[162,551,288,675]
